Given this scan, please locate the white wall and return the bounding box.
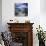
[2,0,40,31]
[2,0,46,46]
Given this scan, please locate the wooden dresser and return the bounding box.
[7,23,34,46]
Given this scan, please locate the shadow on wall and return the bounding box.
[40,0,46,13]
[0,0,2,32]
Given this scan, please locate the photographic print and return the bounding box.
[15,3,28,16]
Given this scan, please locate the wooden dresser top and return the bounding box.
[7,23,34,25]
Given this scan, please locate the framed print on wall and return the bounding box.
[15,3,28,16]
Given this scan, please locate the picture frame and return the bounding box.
[15,3,28,16]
